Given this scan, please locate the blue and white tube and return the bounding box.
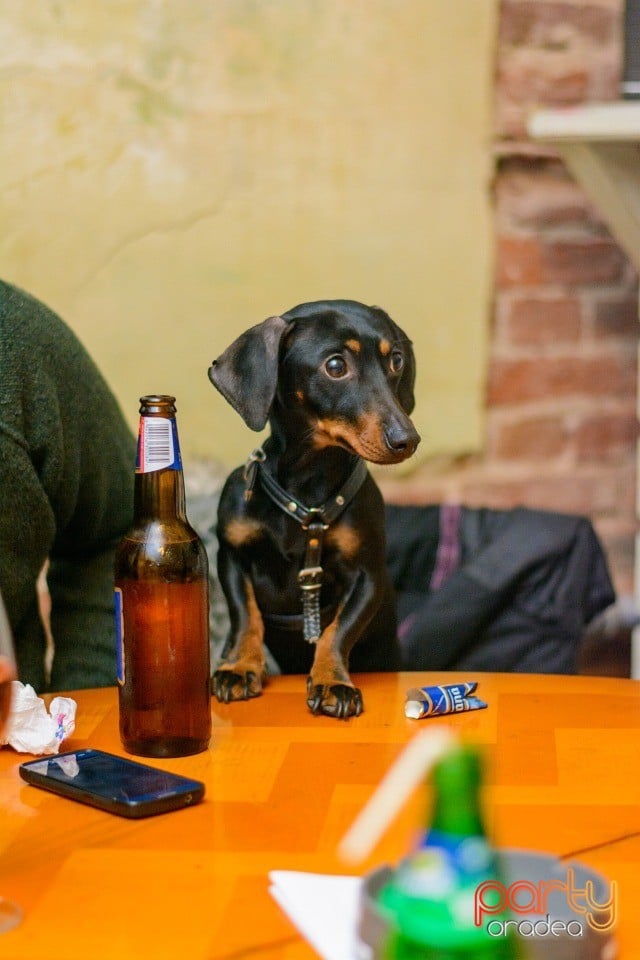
[405,681,487,719]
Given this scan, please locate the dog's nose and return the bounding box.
[384,423,421,456]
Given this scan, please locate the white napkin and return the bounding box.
[0,681,76,754]
[268,871,368,960]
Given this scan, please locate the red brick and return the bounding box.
[460,467,636,517]
[575,411,639,462]
[380,479,452,506]
[488,353,636,404]
[496,164,595,228]
[540,240,627,285]
[588,58,625,101]
[496,235,543,286]
[506,297,582,345]
[490,414,568,459]
[500,2,618,47]
[495,98,532,141]
[498,52,590,104]
[594,297,640,339]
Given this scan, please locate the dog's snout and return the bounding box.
[384,423,421,456]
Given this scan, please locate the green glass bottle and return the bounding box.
[378,745,517,960]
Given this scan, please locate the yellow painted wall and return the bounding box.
[1,1,497,473]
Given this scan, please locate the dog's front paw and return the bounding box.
[213,665,263,703]
[306,677,363,719]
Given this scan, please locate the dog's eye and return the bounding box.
[390,350,404,374]
[324,355,348,379]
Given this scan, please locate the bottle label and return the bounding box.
[114,587,124,685]
[136,416,182,473]
[425,829,493,881]
[395,831,494,901]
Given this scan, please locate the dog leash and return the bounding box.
[243,448,368,643]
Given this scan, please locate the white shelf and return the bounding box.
[528,102,640,142]
[528,103,640,272]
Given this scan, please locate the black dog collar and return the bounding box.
[242,449,368,643]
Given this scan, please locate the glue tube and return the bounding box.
[405,681,487,720]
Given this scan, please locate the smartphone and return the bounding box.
[19,748,205,818]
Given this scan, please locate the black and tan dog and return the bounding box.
[208,299,420,718]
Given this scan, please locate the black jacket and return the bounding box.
[385,504,616,674]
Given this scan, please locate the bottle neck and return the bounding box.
[427,747,485,838]
[429,790,485,838]
[134,406,187,522]
[134,468,187,522]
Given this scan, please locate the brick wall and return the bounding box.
[379,0,639,596]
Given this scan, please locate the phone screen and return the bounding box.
[20,748,205,817]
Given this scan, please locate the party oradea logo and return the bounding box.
[474,869,618,939]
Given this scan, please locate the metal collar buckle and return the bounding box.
[301,508,329,531]
[298,566,323,589]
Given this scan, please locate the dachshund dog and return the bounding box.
[208,299,420,718]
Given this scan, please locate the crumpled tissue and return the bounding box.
[0,681,76,754]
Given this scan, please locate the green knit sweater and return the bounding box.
[0,280,136,691]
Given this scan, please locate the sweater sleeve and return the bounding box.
[0,429,56,689]
[0,280,136,691]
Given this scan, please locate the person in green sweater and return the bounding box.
[0,280,136,692]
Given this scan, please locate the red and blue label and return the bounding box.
[136,416,182,473]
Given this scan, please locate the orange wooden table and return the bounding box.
[1,671,640,959]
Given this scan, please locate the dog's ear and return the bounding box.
[395,325,416,415]
[208,315,289,431]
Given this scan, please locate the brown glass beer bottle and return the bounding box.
[115,395,211,757]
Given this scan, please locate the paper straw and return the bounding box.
[338,728,455,864]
